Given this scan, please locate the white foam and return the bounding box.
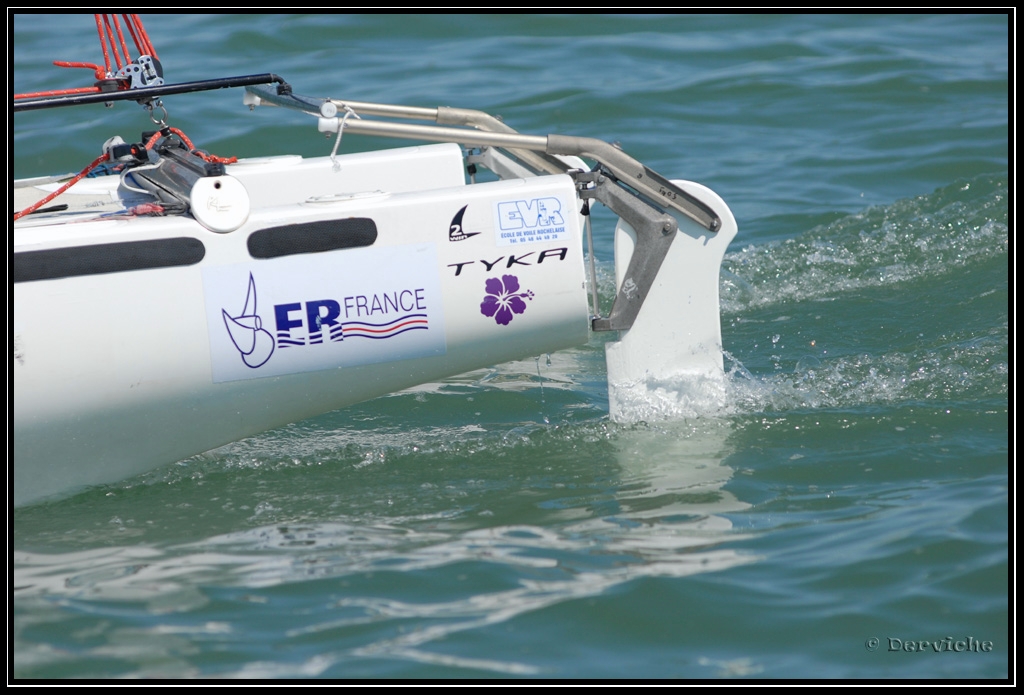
[608,368,731,423]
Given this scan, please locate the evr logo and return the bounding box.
[497,197,564,230]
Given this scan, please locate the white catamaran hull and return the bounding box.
[14,144,604,505]
[14,73,736,507]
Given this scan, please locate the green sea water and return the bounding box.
[11,13,1009,679]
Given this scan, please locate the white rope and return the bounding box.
[330,105,361,171]
[119,159,163,195]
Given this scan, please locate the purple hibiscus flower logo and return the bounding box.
[480,274,534,326]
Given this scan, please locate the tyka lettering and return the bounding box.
[447,247,569,277]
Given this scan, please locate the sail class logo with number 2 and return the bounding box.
[448,205,480,241]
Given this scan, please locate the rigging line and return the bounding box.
[128,14,158,59]
[110,14,133,67]
[12,153,111,221]
[93,14,112,75]
[101,15,125,71]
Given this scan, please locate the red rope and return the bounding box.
[123,15,144,58]
[14,85,103,99]
[13,153,111,221]
[167,127,238,164]
[14,14,163,101]
[124,14,158,60]
[94,14,112,75]
[101,15,125,72]
[14,62,108,100]
[111,15,132,68]
[139,15,158,58]
[51,60,107,80]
